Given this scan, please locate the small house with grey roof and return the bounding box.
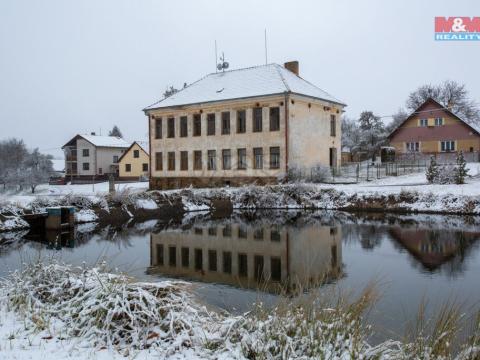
[143,61,346,190]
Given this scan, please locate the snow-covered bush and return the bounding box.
[426,152,469,185]
[426,156,439,183]
[454,151,469,184]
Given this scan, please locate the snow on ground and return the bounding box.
[74,209,98,223]
[136,198,158,210]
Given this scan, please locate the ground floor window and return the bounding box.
[238,148,247,170]
[440,140,455,152]
[125,164,131,172]
[82,162,89,171]
[269,147,280,169]
[406,142,420,152]
[208,150,216,170]
[142,163,148,172]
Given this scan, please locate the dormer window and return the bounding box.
[419,119,428,127]
[435,117,444,126]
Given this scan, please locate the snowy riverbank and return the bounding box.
[0,260,478,359]
[2,165,480,233]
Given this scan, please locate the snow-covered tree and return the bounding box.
[406,80,480,124]
[20,148,54,193]
[454,151,469,185]
[108,125,123,138]
[426,155,439,184]
[341,116,362,156]
[0,138,28,189]
[358,111,386,161]
[386,108,409,134]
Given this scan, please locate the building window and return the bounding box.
[155,118,162,139]
[222,149,231,170]
[168,152,175,170]
[156,244,164,266]
[406,142,419,152]
[82,162,89,171]
[221,112,230,134]
[222,225,232,237]
[271,228,281,242]
[208,250,217,271]
[207,150,216,170]
[194,248,203,271]
[270,107,280,131]
[125,164,131,172]
[142,163,148,172]
[237,148,247,169]
[180,151,188,171]
[207,113,216,135]
[194,150,202,170]
[167,117,175,138]
[253,148,263,169]
[330,114,336,136]
[223,251,232,274]
[99,168,102,175]
[270,147,280,169]
[419,118,428,127]
[169,246,176,267]
[155,152,163,171]
[237,110,246,133]
[270,257,281,281]
[238,226,247,238]
[82,149,89,157]
[435,117,444,126]
[254,228,264,240]
[113,155,119,163]
[254,255,264,281]
[441,140,455,152]
[133,149,139,158]
[193,114,201,136]
[238,253,248,277]
[208,227,217,236]
[180,116,188,137]
[253,107,263,132]
[181,247,189,268]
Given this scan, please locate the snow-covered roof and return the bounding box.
[79,134,130,148]
[144,63,345,110]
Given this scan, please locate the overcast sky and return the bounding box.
[1,0,479,158]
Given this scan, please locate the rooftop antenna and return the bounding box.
[264,28,268,64]
[217,52,229,72]
[215,40,218,73]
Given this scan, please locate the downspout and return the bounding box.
[148,113,152,189]
[284,92,289,182]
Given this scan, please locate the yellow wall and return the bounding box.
[118,143,149,178]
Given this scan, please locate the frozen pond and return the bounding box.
[1,210,480,342]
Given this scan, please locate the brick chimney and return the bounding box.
[284,61,299,76]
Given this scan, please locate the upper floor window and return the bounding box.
[406,142,419,152]
[180,116,188,137]
[330,114,336,137]
[193,114,201,136]
[207,113,216,135]
[253,107,263,132]
[113,155,119,163]
[441,140,455,152]
[221,112,230,134]
[237,110,246,133]
[269,107,280,131]
[435,117,444,126]
[133,149,139,158]
[154,117,162,139]
[419,118,428,127]
[82,149,89,157]
[167,117,175,138]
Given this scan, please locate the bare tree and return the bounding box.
[386,108,409,134]
[163,85,179,98]
[406,80,480,123]
[108,125,123,138]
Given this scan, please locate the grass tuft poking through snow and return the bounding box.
[1,260,479,359]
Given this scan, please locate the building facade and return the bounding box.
[62,134,130,181]
[388,98,480,160]
[144,62,346,190]
[118,142,150,181]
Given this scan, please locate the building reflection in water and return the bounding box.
[148,222,343,293]
[24,229,75,250]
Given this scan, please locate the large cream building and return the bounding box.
[143,61,346,190]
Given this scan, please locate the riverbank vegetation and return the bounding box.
[0,260,479,359]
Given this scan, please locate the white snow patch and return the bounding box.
[74,209,98,223]
[136,198,158,210]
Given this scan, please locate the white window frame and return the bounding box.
[406,142,420,152]
[435,117,444,126]
[419,118,428,127]
[440,140,455,152]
